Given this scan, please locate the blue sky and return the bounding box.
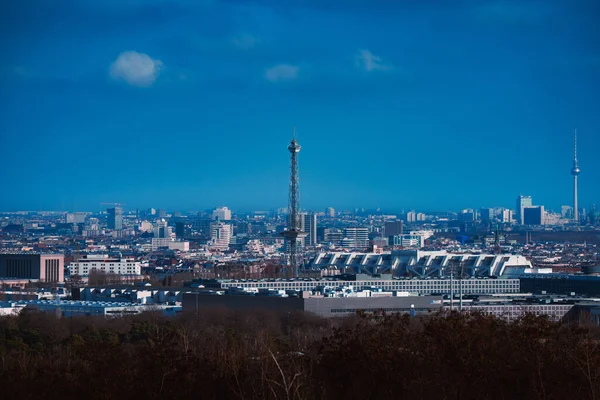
[1,0,599,213]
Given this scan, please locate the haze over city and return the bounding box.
[1,0,599,212]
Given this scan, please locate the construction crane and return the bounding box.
[100,202,126,207]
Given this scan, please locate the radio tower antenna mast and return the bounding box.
[571,129,581,224]
[281,127,307,277]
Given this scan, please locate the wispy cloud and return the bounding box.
[264,64,299,82]
[109,51,163,87]
[355,49,392,72]
[232,33,257,50]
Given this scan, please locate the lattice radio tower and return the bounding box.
[281,127,307,277]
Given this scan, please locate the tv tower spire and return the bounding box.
[571,129,581,224]
[281,127,307,276]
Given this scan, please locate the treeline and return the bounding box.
[0,309,599,399]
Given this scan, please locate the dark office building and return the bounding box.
[175,222,186,239]
[384,220,403,236]
[0,254,64,283]
[523,206,544,226]
[520,275,600,297]
[107,207,123,230]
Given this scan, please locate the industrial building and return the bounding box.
[310,249,537,278]
[196,276,521,295]
[0,300,181,317]
[182,291,443,318]
[0,253,64,283]
[520,274,600,297]
[72,286,183,305]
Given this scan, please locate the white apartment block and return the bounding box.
[69,254,141,276]
[210,222,232,250]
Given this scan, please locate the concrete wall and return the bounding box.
[304,296,443,317]
[182,293,304,314]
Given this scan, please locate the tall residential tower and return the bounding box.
[571,129,581,224]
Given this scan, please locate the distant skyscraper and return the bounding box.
[523,206,545,226]
[154,219,171,238]
[515,195,533,225]
[384,220,403,236]
[406,211,416,223]
[212,206,232,221]
[500,209,513,224]
[107,207,123,230]
[210,222,232,250]
[158,209,166,218]
[175,222,185,239]
[326,207,335,218]
[571,129,581,224]
[66,212,88,224]
[343,227,369,248]
[561,205,574,219]
[301,213,317,246]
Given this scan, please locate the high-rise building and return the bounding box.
[480,208,503,222]
[515,196,533,224]
[154,219,171,238]
[212,206,232,221]
[158,209,167,218]
[175,222,185,239]
[326,207,335,218]
[571,129,581,224]
[66,212,88,224]
[107,207,123,230]
[300,213,317,246]
[210,222,232,250]
[523,206,545,225]
[324,228,343,244]
[384,220,403,237]
[500,209,513,224]
[406,211,416,223]
[561,205,574,219]
[343,227,369,248]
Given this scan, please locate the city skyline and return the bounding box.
[1,0,599,211]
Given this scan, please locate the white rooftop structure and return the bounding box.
[310,249,536,278]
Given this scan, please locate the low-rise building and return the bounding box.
[69,254,141,276]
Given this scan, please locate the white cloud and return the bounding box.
[356,49,392,72]
[109,51,162,87]
[232,33,257,50]
[264,64,299,82]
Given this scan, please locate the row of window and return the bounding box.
[330,308,433,313]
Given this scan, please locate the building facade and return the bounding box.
[212,207,232,221]
[384,220,403,236]
[343,227,369,248]
[0,254,64,283]
[210,222,232,250]
[68,254,141,276]
[301,213,317,246]
[523,206,545,225]
[516,195,533,224]
[202,277,520,295]
[107,207,123,230]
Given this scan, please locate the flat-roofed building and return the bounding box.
[68,254,141,276]
[0,253,64,283]
[197,277,520,295]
